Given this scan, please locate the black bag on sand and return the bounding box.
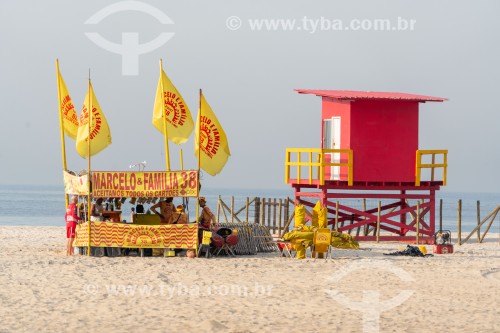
[384,245,433,257]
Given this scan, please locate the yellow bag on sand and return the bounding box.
[283,230,315,259]
[311,200,328,228]
[331,231,360,249]
[283,230,314,241]
[301,225,316,232]
[312,201,321,227]
[294,204,306,227]
[293,240,307,259]
[289,239,313,259]
[318,206,328,228]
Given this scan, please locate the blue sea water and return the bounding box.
[0,184,294,227]
[0,184,498,233]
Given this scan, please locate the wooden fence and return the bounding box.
[215,196,500,244]
[216,196,294,236]
[458,202,500,245]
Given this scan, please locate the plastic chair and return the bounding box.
[215,243,236,256]
[264,236,295,258]
[198,230,212,258]
[310,228,333,259]
[277,241,295,258]
[213,228,236,257]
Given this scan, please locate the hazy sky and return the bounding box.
[0,0,499,193]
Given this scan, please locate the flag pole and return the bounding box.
[159,59,171,171]
[196,89,202,222]
[180,149,184,170]
[56,59,69,208]
[87,69,92,256]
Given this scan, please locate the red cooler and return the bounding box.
[433,230,453,254]
[433,244,453,254]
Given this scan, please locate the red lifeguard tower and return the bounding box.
[285,90,448,243]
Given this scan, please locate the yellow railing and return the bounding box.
[415,150,448,186]
[284,148,353,186]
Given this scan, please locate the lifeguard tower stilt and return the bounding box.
[285,90,448,243]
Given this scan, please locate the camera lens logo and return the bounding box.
[84,1,174,76]
[325,260,415,333]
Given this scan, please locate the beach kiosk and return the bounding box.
[70,170,199,254]
[284,90,448,243]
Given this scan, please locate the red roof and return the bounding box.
[295,89,447,102]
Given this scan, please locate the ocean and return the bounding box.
[0,184,498,233]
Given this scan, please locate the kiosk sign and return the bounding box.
[92,170,198,197]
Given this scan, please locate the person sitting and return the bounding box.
[90,198,105,222]
[149,197,175,224]
[171,205,188,224]
[198,197,215,229]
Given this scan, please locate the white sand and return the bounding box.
[0,226,499,333]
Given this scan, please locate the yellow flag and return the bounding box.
[152,66,194,144]
[194,94,231,176]
[56,62,79,140]
[76,82,112,158]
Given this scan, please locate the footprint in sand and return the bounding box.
[157,273,169,283]
[481,268,500,281]
[201,319,228,333]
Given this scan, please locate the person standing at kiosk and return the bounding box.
[172,205,188,224]
[150,197,175,224]
[65,195,81,256]
[91,198,105,221]
[198,197,215,229]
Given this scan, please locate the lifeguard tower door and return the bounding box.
[323,117,341,180]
